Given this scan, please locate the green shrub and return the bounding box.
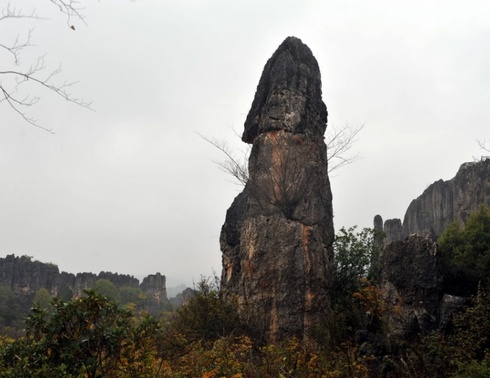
[171,277,245,343]
[325,227,383,347]
[439,204,490,293]
[0,290,162,377]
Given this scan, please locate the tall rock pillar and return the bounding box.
[220,37,334,341]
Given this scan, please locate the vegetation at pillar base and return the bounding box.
[333,226,382,291]
[326,226,383,346]
[170,276,246,343]
[0,282,488,376]
[2,212,490,376]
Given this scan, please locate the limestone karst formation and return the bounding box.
[220,37,334,341]
[363,159,490,347]
[0,254,168,315]
[378,158,490,244]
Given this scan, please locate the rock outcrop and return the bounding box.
[220,37,334,341]
[366,161,490,345]
[140,273,167,313]
[359,235,467,353]
[379,235,442,338]
[381,159,490,244]
[0,254,168,311]
[0,255,60,295]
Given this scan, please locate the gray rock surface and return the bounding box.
[379,235,442,338]
[381,159,490,243]
[383,218,403,246]
[220,37,334,341]
[140,273,167,312]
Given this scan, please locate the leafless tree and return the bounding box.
[198,132,250,185]
[325,123,364,173]
[0,1,91,133]
[201,123,364,186]
[477,139,490,153]
[472,139,490,161]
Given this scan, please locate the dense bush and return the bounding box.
[438,204,490,294]
[168,277,246,344]
[0,290,163,377]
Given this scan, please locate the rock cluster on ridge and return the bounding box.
[220,37,334,341]
[379,158,490,244]
[0,254,168,315]
[365,160,490,347]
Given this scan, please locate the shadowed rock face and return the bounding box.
[380,235,443,338]
[381,159,490,244]
[402,159,490,239]
[220,37,334,342]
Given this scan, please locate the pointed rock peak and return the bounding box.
[221,38,333,341]
[242,36,327,143]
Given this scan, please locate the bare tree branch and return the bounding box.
[49,0,86,25]
[0,4,42,21]
[475,139,490,161]
[0,1,91,131]
[477,139,489,153]
[326,123,364,173]
[197,132,250,186]
[201,123,364,186]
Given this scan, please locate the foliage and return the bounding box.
[0,252,488,378]
[454,360,490,378]
[32,288,53,311]
[325,227,383,346]
[171,277,246,344]
[390,284,490,378]
[93,279,121,302]
[438,204,490,292]
[0,285,26,337]
[450,284,490,362]
[156,334,374,378]
[333,226,382,292]
[0,290,163,377]
[119,285,145,307]
[0,277,488,377]
[159,335,254,378]
[0,286,22,327]
[0,277,165,334]
[57,285,73,302]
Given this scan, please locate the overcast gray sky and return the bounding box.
[1,0,489,287]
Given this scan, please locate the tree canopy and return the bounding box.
[438,204,490,293]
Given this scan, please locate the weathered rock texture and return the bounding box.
[359,235,465,353]
[381,159,490,244]
[220,37,334,341]
[140,273,167,313]
[379,235,443,338]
